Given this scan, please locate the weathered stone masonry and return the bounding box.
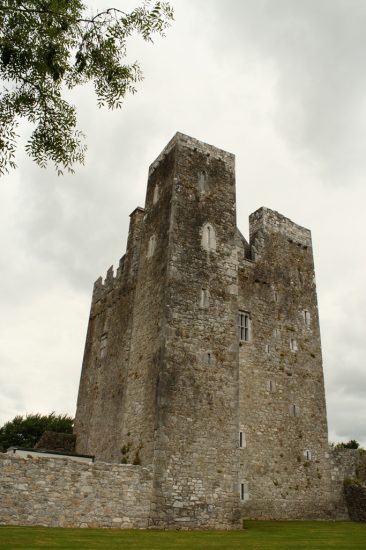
[0,454,152,528]
[0,133,361,529]
[73,132,350,526]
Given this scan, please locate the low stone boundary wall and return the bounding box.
[344,482,366,521]
[0,453,152,528]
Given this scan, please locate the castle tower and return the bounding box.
[74,133,332,527]
[237,208,333,518]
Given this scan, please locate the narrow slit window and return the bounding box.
[238,311,251,341]
[239,431,246,448]
[147,234,156,258]
[304,449,312,461]
[265,344,270,353]
[290,338,298,352]
[200,288,209,308]
[198,171,207,194]
[153,184,159,204]
[289,404,300,417]
[267,380,276,392]
[201,223,216,252]
[207,226,211,249]
[207,352,211,365]
[100,333,108,359]
[240,481,249,502]
[303,310,311,326]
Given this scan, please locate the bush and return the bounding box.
[0,412,74,452]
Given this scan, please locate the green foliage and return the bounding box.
[0,0,173,175]
[343,477,360,487]
[335,439,360,449]
[132,450,141,465]
[0,412,73,451]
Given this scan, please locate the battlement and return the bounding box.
[148,132,235,176]
[249,207,312,248]
[92,257,125,304]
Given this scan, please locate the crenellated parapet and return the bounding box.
[91,206,146,306]
[92,262,124,305]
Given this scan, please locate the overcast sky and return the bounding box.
[1,0,365,447]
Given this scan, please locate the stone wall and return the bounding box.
[238,208,333,519]
[330,448,366,520]
[0,453,152,528]
[344,483,366,521]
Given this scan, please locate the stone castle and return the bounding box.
[73,132,339,527]
[1,133,364,529]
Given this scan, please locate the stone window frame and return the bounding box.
[304,449,312,461]
[290,338,298,352]
[198,170,207,194]
[147,234,156,258]
[153,184,159,205]
[238,311,251,342]
[100,333,108,359]
[302,309,311,327]
[201,223,216,252]
[289,404,300,417]
[200,288,209,308]
[239,431,246,449]
[240,481,249,502]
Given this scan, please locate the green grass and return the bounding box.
[0,521,365,550]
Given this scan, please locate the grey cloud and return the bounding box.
[208,0,366,184]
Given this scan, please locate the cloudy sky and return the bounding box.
[1,0,365,447]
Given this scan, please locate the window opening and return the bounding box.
[201,223,216,252]
[290,338,298,352]
[303,310,311,326]
[239,431,246,448]
[200,288,209,308]
[238,311,250,341]
[240,481,249,502]
[100,333,108,359]
[304,449,312,461]
[147,234,156,258]
[153,184,159,204]
[198,171,207,194]
[290,404,300,417]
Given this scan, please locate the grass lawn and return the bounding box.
[0,521,365,550]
